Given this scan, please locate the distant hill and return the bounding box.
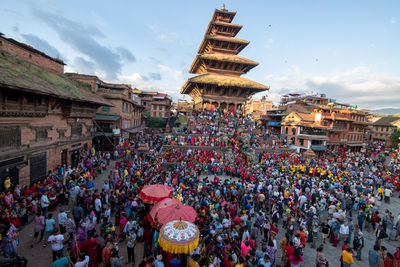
[371,108,400,115]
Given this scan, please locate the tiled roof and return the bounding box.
[373,116,400,126]
[296,112,314,122]
[200,53,258,65]
[181,74,269,94]
[207,35,249,44]
[0,52,109,105]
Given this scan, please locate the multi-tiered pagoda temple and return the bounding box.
[181,4,269,111]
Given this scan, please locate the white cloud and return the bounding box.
[147,23,177,42]
[117,73,150,88]
[158,32,177,42]
[390,18,397,24]
[264,66,400,109]
[117,72,181,100]
[291,65,299,73]
[157,64,183,81]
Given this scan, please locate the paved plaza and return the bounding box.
[13,167,400,266]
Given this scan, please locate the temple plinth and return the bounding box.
[181,5,269,111]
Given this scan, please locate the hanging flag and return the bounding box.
[23,96,27,103]
[180,182,187,190]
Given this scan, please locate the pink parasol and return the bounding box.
[156,203,197,226]
[138,184,172,204]
[149,198,180,226]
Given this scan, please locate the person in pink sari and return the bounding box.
[4,191,14,209]
[229,202,237,218]
[118,213,127,241]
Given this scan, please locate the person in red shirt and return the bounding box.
[143,226,154,258]
[384,252,394,267]
[102,240,114,267]
[83,233,100,267]
[118,213,127,240]
[284,242,294,267]
[296,228,307,247]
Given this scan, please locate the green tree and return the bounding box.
[146,117,166,128]
[390,129,400,147]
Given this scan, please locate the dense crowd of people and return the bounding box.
[0,110,400,267]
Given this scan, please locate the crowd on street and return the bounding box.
[0,110,400,267]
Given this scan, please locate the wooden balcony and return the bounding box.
[0,103,48,117]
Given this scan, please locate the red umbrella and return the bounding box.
[156,203,197,225]
[149,198,180,226]
[138,184,172,204]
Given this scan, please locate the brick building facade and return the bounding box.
[133,89,172,118]
[245,100,274,117]
[67,74,144,150]
[279,94,370,152]
[0,33,64,73]
[0,36,109,187]
[370,116,400,146]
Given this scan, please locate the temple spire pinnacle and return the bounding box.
[222,3,226,10]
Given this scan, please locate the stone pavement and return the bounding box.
[294,193,400,267]
[17,168,400,266]
[18,160,144,266]
[199,173,400,266]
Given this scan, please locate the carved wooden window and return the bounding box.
[0,127,21,148]
[6,90,19,103]
[71,125,82,136]
[23,94,35,104]
[58,129,66,138]
[35,128,48,140]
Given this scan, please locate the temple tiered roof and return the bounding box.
[181,5,269,110]
[189,53,259,74]
[182,74,269,94]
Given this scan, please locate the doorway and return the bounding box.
[61,149,68,166]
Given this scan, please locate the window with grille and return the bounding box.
[35,128,48,140]
[0,127,20,148]
[71,125,82,136]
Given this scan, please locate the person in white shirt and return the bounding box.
[94,197,102,222]
[75,253,90,267]
[124,217,137,234]
[48,228,65,262]
[293,233,301,248]
[57,209,68,234]
[41,191,50,217]
[339,221,349,245]
[102,181,110,192]
[103,205,111,223]
[384,187,392,204]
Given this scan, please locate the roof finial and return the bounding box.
[222,3,226,10]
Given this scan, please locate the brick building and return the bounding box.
[0,35,109,187]
[132,89,172,118]
[0,33,64,73]
[245,100,273,117]
[174,100,194,115]
[67,74,144,150]
[281,111,330,152]
[279,94,370,152]
[370,116,400,145]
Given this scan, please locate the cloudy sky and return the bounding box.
[1,0,399,109]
